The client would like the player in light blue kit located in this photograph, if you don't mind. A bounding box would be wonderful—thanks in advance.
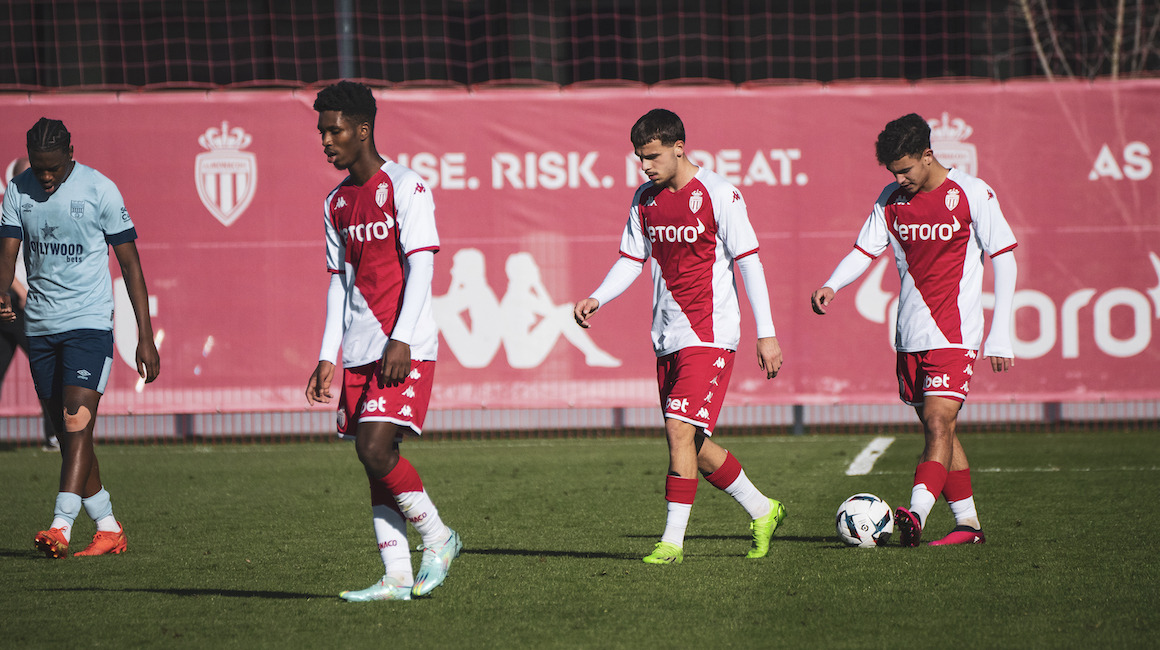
[0,118,160,558]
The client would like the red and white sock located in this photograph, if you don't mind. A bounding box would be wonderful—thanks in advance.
[380,458,451,548]
[909,461,949,527]
[943,468,981,530]
[705,452,772,520]
[660,475,697,547]
[368,482,413,585]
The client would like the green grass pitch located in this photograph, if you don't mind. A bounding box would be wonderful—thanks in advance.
[1,430,1157,648]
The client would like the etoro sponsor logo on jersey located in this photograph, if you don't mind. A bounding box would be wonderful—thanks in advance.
[648,218,705,243]
[893,215,962,242]
[342,217,395,244]
[929,113,977,176]
[195,122,257,227]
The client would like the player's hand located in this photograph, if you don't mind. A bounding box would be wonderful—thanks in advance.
[810,287,835,315]
[987,356,1014,373]
[380,339,412,387]
[136,334,160,383]
[306,360,335,405]
[573,298,600,329]
[756,336,783,379]
[0,294,14,323]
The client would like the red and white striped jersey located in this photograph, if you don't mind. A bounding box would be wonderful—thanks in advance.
[324,160,440,367]
[853,167,1017,352]
[618,168,762,356]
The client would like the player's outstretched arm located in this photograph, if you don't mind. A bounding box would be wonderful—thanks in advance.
[573,298,600,329]
[306,360,335,405]
[113,241,160,383]
[756,336,783,379]
[811,287,836,315]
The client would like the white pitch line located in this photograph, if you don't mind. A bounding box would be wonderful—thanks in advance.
[845,436,895,476]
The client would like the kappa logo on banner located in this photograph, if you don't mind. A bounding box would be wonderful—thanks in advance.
[195,122,257,227]
[929,113,977,177]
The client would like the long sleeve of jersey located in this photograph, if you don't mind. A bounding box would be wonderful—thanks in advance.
[390,250,435,346]
[589,256,644,306]
[735,253,777,338]
[823,248,875,293]
[318,272,345,363]
[983,251,1018,359]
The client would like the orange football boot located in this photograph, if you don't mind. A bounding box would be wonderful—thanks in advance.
[74,523,127,556]
[34,528,69,559]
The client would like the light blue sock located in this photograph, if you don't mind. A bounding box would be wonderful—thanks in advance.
[82,488,119,531]
[50,492,83,540]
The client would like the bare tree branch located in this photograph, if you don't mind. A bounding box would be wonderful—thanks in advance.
[1019,0,1055,80]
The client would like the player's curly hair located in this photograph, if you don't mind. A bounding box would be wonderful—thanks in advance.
[27,117,71,153]
[313,80,377,127]
[875,113,931,165]
[631,108,685,148]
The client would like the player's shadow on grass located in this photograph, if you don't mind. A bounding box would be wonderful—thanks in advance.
[465,548,637,560]
[43,586,327,600]
[625,533,836,543]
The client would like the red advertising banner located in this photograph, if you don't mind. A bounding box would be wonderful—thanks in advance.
[1,80,1157,415]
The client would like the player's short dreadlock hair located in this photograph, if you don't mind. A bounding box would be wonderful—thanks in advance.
[876,113,931,166]
[27,118,71,153]
[630,109,685,149]
[313,81,377,128]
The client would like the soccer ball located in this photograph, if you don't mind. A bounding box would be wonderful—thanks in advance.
[835,493,894,547]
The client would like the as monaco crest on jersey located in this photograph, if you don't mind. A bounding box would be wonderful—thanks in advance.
[375,183,389,207]
[195,122,256,227]
[928,112,978,177]
[689,189,704,213]
[945,187,960,211]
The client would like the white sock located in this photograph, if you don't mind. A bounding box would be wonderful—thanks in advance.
[51,492,83,542]
[372,504,413,585]
[948,497,981,529]
[660,502,693,547]
[909,484,937,527]
[721,470,772,520]
[394,490,451,547]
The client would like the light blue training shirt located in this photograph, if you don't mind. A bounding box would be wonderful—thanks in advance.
[1,162,137,336]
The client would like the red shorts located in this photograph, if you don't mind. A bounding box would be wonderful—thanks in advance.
[896,349,978,406]
[657,347,735,436]
[337,360,436,438]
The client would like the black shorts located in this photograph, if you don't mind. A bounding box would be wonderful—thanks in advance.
[27,329,114,399]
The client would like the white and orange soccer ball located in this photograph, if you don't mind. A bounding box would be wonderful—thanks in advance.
[835,493,894,547]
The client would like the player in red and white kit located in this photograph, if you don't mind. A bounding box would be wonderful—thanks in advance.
[305,81,461,601]
[574,109,787,565]
[811,113,1018,546]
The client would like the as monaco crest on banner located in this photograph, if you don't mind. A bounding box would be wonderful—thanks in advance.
[929,112,978,177]
[195,122,256,227]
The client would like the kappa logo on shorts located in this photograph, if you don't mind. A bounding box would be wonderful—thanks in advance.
[408,368,422,380]
[704,390,714,403]
[713,357,726,369]
[696,407,710,419]
[397,405,414,417]
[402,386,415,398]
[964,365,974,376]
[965,350,977,359]
[960,381,970,393]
